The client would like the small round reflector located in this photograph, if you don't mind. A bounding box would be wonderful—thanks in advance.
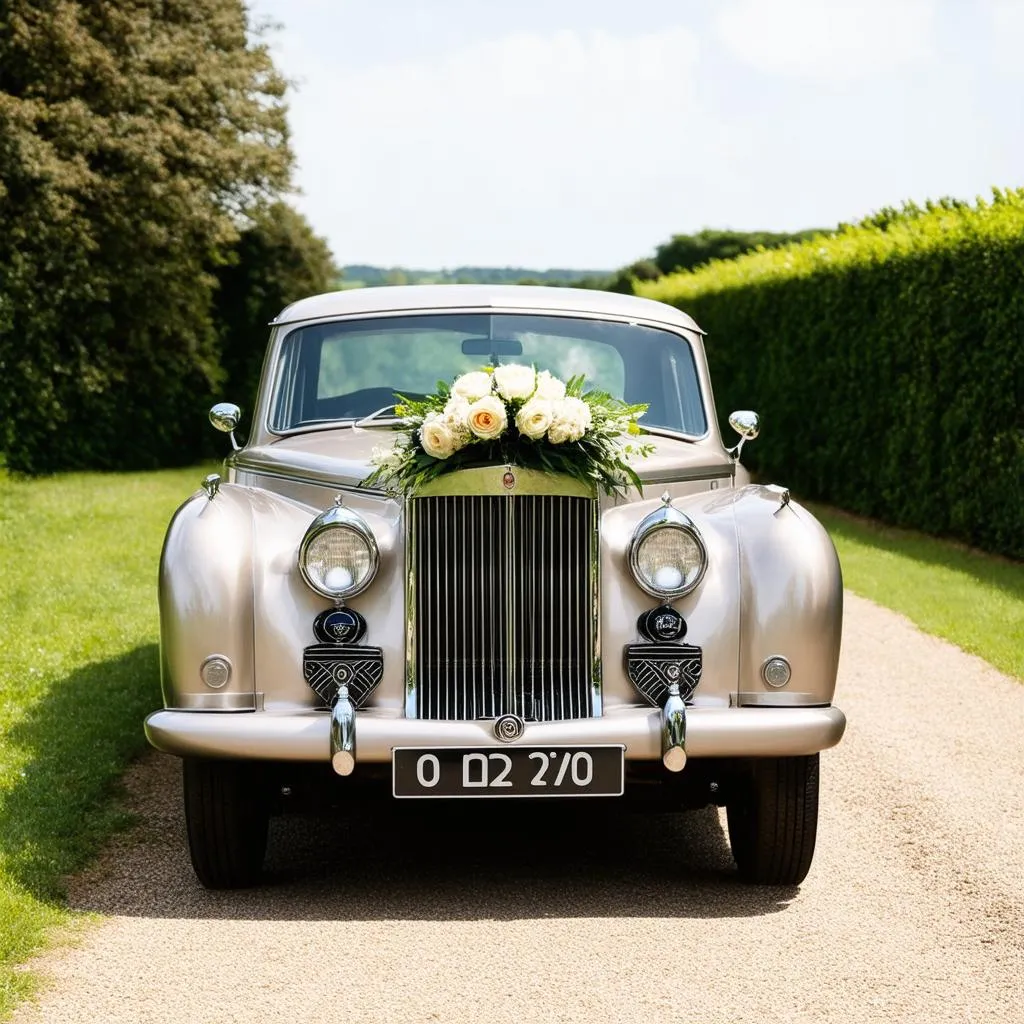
[762,656,792,689]
[201,655,231,689]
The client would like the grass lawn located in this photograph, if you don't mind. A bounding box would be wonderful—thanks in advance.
[0,465,206,1018]
[810,505,1024,680]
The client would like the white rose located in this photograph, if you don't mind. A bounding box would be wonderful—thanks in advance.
[452,371,493,401]
[466,395,508,440]
[442,397,472,446]
[492,363,536,402]
[548,421,572,445]
[515,398,553,440]
[419,414,456,459]
[549,396,592,443]
[534,370,566,401]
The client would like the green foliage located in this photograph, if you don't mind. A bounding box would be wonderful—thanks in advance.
[214,201,338,420]
[653,228,824,276]
[0,0,291,474]
[640,189,1024,559]
[0,465,204,1017]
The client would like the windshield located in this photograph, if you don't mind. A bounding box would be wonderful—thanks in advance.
[269,313,707,436]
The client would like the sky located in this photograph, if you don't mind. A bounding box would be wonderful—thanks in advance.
[250,0,1024,269]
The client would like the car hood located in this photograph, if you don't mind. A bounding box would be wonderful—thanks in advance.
[235,428,734,492]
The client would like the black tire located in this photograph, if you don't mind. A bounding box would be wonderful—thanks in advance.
[183,758,270,889]
[726,754,819,885]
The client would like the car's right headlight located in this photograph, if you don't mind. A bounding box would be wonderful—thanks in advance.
[299,504,379,600]
[627,504,708,599]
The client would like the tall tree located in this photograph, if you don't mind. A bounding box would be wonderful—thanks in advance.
[0,0,292,472]
[214,202,338,418]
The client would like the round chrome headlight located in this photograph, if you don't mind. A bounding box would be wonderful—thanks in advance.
[628,505,708,599]
[299,505,379,600]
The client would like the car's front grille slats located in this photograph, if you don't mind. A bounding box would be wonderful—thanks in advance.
[411,493,594,722]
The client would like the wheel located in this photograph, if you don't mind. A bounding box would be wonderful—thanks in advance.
[183,758,270,889]
[726,754,819,885]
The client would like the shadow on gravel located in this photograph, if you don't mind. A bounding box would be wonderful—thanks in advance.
[71,755,799,921]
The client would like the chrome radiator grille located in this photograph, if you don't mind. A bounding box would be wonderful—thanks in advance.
[410,494,596,721]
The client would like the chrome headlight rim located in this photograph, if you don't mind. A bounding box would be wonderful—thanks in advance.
[627,506,708,600]
[299,505,380,601]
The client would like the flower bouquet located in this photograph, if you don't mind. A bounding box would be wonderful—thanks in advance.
[363,364,654,496]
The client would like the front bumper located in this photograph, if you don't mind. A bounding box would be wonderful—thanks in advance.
[145,703,846,763]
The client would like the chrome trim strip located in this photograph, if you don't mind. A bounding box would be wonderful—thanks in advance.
[732,692,832,708]
[169,692,260,711]
[638,463,735,485]
[229,454,388,497]
[403,496,417,719]
[591,496,603,717]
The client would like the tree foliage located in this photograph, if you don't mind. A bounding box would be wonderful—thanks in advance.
[214,201,338,418]
[640,189,1024,560]
[0,0,291,472]
[653,228,823,276]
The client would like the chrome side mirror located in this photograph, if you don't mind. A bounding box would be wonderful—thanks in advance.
[209,403,242,452]
[727,409,760,460]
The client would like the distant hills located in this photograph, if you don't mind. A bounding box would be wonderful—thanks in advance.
[339,265,610,289]
[339,228,824,293]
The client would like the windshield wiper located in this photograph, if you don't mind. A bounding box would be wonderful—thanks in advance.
[354,405,400,429]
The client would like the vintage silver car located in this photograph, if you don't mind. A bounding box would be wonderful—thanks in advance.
[145,285,845,888]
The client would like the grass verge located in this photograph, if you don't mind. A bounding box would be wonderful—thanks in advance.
[810,504,1024,680]
[0,465,205,1018]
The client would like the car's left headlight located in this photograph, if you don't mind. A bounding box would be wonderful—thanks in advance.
[628,504,708,599]
[299,505,379,600]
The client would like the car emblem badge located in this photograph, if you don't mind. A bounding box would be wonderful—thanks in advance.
[494,714,525,742]
[638,605,687,642]
[502,469,516,490]
[313,607,367,645]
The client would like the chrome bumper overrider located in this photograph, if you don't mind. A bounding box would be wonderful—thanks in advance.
[145,703,846,765]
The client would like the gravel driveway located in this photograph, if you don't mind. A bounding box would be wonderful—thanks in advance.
[13,593,1024,1024]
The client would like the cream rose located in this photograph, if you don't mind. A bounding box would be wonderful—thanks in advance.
[493,363,536,402]
[466,395,508,440]
[451,371,492,401]
[534,370,566,401]
[515,397,553,440]
[442,397,471,443]
[419,414,456,459]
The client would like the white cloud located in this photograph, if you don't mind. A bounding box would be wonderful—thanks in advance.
[279,27,705,265]
[715,0,937,80]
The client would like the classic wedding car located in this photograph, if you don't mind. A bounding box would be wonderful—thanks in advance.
[145,285,846,888]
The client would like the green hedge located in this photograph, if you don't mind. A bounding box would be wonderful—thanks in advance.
[640,191,1024,560]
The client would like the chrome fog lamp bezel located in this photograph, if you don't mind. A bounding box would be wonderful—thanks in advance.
[299,505,380,600]
[762,655,792,689]
[627,505,708,599]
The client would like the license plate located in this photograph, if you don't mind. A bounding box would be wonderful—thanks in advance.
[392,745,625,799]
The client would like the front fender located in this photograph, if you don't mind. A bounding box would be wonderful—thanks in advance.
[159,483,404,714]
[733,485,843,704]
[159,486,257,709]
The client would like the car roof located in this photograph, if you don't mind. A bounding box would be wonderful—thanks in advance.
[272,284,704,334]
